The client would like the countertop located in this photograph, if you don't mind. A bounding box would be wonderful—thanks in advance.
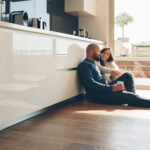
[0,21,105,45]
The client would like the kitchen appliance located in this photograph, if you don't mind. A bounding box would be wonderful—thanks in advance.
[31,17,47,30]
[78,28,88,38]
[9,11,28,25]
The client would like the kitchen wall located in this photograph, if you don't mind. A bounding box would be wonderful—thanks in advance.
[47,0,78,35]
[2,0,114,45]
[7,0,50,29]
[2,0,78,34]
[79,0,108,41]
[79,0,114,49]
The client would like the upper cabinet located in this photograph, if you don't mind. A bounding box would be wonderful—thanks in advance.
[65,0,96,17]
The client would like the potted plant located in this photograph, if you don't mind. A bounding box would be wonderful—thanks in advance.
[115,12,134,42]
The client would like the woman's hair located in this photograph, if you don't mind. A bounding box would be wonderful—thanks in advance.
[100,48,114,66]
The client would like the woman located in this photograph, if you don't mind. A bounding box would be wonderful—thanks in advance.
[96,47,135,93]
[96,47,121,83]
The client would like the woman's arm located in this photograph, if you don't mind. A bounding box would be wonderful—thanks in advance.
[110,61,120,71]
[109,61,122,78]
[96,61,112,74]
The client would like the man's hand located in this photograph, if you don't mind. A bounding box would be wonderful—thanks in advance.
[112,84,124,92]
[111,70,122,78]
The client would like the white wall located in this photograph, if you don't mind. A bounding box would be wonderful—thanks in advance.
[79,0,108,42]
[79,0,114,49]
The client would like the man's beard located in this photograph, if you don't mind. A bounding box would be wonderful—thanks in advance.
[93,55,100,61]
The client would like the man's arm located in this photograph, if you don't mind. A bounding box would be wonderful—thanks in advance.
[78,64,113,92]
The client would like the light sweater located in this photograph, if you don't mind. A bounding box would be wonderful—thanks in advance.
[96,61,119,83]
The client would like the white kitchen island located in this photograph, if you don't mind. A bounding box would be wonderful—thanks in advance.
[0,21,105,130]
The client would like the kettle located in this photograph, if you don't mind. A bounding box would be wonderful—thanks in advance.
[78,28,88,38]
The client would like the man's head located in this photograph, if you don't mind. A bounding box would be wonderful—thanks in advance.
[86,44,100,61]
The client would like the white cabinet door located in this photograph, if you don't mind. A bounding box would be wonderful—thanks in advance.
[54,37,87,69]
[0,30,55,126]
[53,70,82,103]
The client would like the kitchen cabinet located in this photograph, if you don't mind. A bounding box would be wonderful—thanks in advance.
[0,21,104,130]
[0,30,55,127]
[53,70,81,103]
[65,0,96,17]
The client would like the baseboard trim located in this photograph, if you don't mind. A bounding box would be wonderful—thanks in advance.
[0,94,84,131]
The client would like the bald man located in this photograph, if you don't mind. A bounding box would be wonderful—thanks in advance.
[78,44,150,107]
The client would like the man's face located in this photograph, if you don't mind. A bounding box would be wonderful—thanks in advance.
[93,47,100,61]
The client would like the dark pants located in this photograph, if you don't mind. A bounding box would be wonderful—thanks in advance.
[90,72,150,108]
[110,72,135,93]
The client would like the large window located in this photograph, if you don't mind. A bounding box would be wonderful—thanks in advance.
[114,0,150,90]
[114,0,150,57]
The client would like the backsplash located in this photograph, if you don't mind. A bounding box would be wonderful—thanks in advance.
[48,0,78,35]
[2,0,78,34]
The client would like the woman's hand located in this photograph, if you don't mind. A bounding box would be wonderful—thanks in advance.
[111,70,122,77]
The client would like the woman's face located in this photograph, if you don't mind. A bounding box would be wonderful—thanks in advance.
[100,49,111,62]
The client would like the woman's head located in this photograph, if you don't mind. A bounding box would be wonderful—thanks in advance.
[100,48,114,64]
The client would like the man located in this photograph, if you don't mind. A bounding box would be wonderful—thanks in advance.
[78,44,150,107]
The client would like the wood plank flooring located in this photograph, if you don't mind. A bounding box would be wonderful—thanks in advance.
[1,97,150,150]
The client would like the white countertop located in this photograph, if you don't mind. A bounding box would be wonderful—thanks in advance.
[0,21,105,45]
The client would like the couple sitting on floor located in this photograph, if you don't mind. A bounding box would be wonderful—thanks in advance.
[78,44,150,108]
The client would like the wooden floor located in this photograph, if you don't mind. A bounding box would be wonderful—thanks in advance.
[1,97,150,150]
